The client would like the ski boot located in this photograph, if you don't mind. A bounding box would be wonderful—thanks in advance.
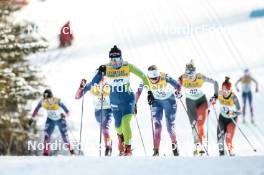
[193,143,205,156]
[43,152,49,156]
[172,143,179,156]
[251,117,255,125]
[124,145,132,156]
[117,134,124,156]
[105,146,112,156]
[153,149,159,156]
[228,150,235,156]
[219,150,225,156]
[70,149,75,155]
[242,117,246,124]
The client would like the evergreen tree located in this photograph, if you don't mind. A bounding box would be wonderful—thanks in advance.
[0,2,48,155]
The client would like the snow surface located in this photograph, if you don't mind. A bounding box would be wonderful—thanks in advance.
[12,0,264,158]
[1,156,264,175]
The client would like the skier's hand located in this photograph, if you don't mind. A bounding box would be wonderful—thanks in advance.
[28,118,34,126]
[210,94,218,105]
[98,65,106,74]
[256,87,259,93]
[236,88,240,92]
[175,90,182,99]
[61,112,70,119]
[134,103,137,114]
[79,79,87,89]
[147,91,154,105]
[226,110,235,116]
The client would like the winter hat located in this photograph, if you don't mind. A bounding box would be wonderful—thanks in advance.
[222,76,232,90]
[109,45,122,58]
[185,60,196,74]
[43,89,53,99]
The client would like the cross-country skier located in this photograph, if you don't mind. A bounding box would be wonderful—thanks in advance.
[135,65,181,156]
[59,21,74,47]
[78,45,151,156]
[179,60,219,155]
[28,89,74,156]
[75,76,113,156]
[215,77,241,156]
[235,68,259,124]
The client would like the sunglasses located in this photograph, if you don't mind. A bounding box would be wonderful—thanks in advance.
[110,56,122,62]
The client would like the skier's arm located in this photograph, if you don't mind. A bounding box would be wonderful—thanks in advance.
[135,82,144,103]
[129,63,150,88]
[76,65,104,99]
[165,74,181,91]
[32,101,42,118]
[233,95,241,115]
[59,100,70,114]
[75,82,92,99]
[235,78,241,91]
[251,77,259,92]
[203,75,219,97]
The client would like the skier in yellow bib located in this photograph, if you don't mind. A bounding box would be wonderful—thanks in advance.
[179,60,219,155]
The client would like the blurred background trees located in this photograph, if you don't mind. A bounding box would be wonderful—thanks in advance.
[0,1,48,155]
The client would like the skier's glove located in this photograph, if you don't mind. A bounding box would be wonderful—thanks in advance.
[61,112,70,119]
[98,65,106,74]
[210,94,218,105]
[80,79,87,89]
[28,118,34,126]
[226,110,237,116]
[60,113,66,119]
[175,90,182,99]
[134,103,137,114]
[147,91,154,105]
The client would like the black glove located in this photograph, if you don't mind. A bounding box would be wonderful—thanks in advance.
[60,113,66,119]
[28,118,34,126]
[147,91,154,105]
[98,65,106,74]
[80,79,87,89]
[175,90,182,99]
[210,94,218,104]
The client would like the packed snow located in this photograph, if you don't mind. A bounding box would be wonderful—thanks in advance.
[3,0,264,174]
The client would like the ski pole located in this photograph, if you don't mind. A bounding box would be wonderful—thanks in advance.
[230,117,257,152]
[179,98,209,156]
[149,105,155,149]
[134,113,147,156]
[206,100,212,152]
[99,72,105,157]
[79,90,85,155]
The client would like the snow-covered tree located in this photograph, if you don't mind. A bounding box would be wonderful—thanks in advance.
[0,2,48,155]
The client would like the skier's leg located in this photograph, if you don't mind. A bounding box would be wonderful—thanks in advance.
[186,98,199,144]
[95,109,112,150]
[217,115,226,155]
[196,100,208,144]
[242,92,247,119]
[102,109,112,155]
[248,91,254,119]
[43,118,55,155]
[226,118,237,154]
[121,114,133,156]
[152,102,163,154]
[112,104,124,155]
[164,98,178,156]
[58,118,73,154]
